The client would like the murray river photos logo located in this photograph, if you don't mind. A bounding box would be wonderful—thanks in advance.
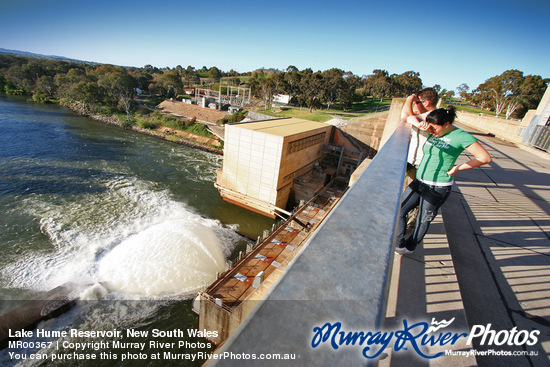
[311,318,540,360]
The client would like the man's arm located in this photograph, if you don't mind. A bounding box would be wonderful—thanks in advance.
[401,93,430,130]
[401,94,418,122]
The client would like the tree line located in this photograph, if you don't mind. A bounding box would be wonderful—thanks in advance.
[0,54,428,116]
[467,70,547,119]
[362,69,548,120]
[0,55,238,118]
[0,53,547,120]
[245,66,426,112]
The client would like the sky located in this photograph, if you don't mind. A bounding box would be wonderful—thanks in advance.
[1,0,548,92]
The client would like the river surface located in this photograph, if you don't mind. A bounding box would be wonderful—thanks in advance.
[0,96,274,366]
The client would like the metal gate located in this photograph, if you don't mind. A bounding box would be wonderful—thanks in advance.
[530,125,550,152]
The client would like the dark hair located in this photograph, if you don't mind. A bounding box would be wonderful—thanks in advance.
[417,87,438,105]
[426,106,456,126]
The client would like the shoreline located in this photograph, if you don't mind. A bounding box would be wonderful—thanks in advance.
[63,101,223,156]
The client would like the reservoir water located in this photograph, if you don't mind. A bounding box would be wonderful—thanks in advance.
[0,96,274,365]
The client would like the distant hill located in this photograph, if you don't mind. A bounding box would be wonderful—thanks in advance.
[0,48,97,64]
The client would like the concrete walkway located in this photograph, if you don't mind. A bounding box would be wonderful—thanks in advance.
[383,126,550,366]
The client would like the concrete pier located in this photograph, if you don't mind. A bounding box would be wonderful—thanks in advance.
[0,283,83,349]
[442,125,550,366]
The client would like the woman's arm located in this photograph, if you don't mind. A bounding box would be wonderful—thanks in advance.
[407,114,430,130]
[447,142,492,177]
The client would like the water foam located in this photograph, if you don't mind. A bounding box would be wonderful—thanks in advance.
[98,219,226,296]
[1,174,236,297]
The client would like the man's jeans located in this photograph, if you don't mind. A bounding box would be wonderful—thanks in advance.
[397,179,452,250]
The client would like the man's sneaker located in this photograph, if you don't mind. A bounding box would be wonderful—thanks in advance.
[395,246,414,255]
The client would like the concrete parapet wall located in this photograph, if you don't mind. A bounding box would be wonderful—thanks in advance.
[380,98,405,148]
[339,112,388,155]
[455,111,529,144]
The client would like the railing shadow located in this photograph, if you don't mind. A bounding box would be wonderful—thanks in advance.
[380,218,474,366]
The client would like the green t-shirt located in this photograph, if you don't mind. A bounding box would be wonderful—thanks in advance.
[417,128,477,183]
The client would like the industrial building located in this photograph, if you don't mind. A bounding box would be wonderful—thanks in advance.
[524,84,550,151]
[215,117,367,218]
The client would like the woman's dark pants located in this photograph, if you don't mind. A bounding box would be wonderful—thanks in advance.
[396,179,452,251]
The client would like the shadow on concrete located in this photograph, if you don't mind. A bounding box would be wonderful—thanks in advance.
[381,220,475,367]
[443,188,546,367]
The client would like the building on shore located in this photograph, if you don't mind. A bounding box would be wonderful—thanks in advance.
[215,117,367,218]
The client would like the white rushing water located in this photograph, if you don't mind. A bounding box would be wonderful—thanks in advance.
[98,219,226,296]
[1,173,235,298]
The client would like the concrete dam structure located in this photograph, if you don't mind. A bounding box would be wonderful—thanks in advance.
[199,114,386,345]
